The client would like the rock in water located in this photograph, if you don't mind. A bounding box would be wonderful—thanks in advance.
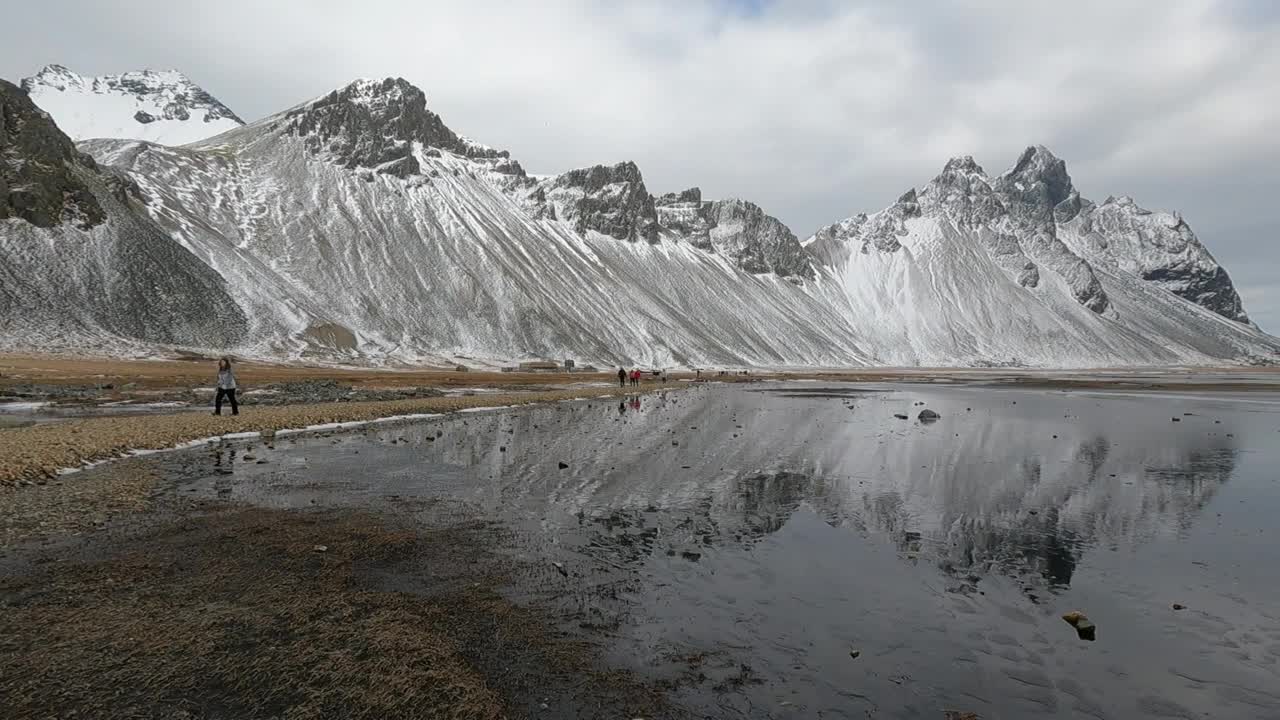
[1062,610,1097,641]
[918,409,941,421]
[894,413,909,420]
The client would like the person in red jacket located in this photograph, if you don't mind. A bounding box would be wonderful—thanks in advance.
[630,369,641,387]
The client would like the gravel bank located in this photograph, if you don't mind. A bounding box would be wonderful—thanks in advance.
[0,385,672,487]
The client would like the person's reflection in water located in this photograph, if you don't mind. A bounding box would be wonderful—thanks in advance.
[629,397,641,411]
[618,401,626,415]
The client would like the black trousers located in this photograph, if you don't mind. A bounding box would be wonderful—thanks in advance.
[215,388,239,415]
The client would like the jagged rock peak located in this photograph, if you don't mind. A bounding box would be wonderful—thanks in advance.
[1002,145,1075,207]
[941,155,988,176]
[540,161,659,243]
[0,78,104,228]
[656,187,703,206]
[706,198,815,280]
[21,64,81,90]
[283,77,510,177]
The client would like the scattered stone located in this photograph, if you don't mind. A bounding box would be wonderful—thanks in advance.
[552,561,567,576]
[918,409,940,421]
[499,446,506,452]
[1061,610,1096,641]
[1171,417,1181,422]
[680,551,702,562]
[558,461,568,469]
[894,413,909,420]
[312,545,328,553]
[1172,603,1186,610]
[849,649,861,659]
[943,712,979,720]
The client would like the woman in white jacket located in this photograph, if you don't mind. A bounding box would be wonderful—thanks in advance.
[214,357,239,416]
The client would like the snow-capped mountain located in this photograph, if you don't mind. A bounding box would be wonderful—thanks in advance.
[2,71,1277,367]
[20,64,243,146]
[806,147,1271,365]
[0,78,247,352]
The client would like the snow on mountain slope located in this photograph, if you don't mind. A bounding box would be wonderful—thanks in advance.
[1057,194,1250,324]
[74,79,871,366]
[807,149,1280,366]
[0,79,247,354]
[21,65,243,146]
[4,71,1276,367]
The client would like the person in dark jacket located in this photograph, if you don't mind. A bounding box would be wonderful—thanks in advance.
[214,357,239,416]
[617,367,627,388]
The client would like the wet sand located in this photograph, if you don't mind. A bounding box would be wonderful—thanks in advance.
[4,376,1280,718]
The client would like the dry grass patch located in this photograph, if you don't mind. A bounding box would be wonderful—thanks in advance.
[0,505,671,719]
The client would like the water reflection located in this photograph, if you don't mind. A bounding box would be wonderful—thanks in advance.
[190,383,1276,720]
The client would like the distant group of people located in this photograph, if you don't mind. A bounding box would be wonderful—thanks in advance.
[617,367,642,387]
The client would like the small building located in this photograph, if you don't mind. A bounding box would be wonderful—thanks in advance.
[564,359,575,371]
[518,360,560,372]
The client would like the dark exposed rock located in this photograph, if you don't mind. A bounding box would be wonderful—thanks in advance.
[1061,610,1096,641]
[918,409,940,421]
[283,78,510,178]
[659,191,814,279]
[539,161,659,243]
[0,79,104,228]
[704,199,815,280]
[656,187,703,206]
[655,186,715,250]
[993,146,1110,314]
[1078,195,1249,323]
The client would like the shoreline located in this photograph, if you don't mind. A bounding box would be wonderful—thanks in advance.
[0,384,675,487]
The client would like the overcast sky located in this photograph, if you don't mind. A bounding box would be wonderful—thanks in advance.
[4,0,1278,330]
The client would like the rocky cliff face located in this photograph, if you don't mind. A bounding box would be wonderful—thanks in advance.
[991,146,1109,313]
[536,161,659,243]
[655,188,814,279]
[1060,195,1249,324]
[282,77,510,179]
[20,64,243,146]
[0,79,104,228]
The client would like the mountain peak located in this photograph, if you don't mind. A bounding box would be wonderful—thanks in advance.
[283,76,509,177]
[1002,145,1074,207]
[941,155,987,176]
[21,64,243,145]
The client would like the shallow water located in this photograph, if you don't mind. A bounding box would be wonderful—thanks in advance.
[180,382,1280,719]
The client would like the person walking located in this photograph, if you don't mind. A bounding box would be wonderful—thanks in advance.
[630,369,640,387]
[214,357,239,416]
[617,367,627,388]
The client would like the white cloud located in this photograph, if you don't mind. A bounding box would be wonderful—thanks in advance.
[2,0,1277,323]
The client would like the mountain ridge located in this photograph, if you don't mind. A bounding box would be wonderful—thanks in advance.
[20,64,243,146]
[3,70,1276,367]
